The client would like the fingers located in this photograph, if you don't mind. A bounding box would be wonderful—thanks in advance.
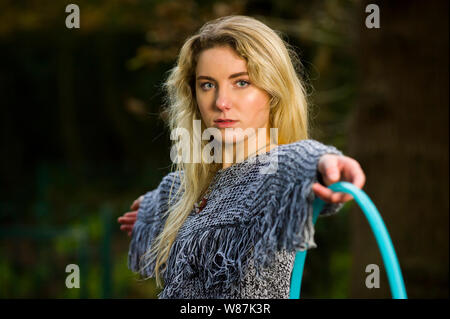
[318,155,341,186]
[120,224,133,231]
[312,182,353,204]
[119,199,141,236]
[130,195,144,210]
[130,200,140,211]
[314,154,366,204]
[117,211,138,225]
[118,216,136,225]
[312,182,336,203]
[319,155,366,190]
[349,160,366,189]
[118,208,139,236]
[124,211,138,218]
[120,224,133,233]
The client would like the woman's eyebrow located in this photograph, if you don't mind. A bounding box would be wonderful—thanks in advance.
[196,72,249,81]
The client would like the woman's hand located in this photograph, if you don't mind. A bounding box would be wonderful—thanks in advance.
[312,154,366,204]
[117,195,143,236]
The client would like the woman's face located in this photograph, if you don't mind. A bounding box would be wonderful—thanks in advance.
[195,45,271,144]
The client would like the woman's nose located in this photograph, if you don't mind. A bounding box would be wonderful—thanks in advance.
[215,88,231,111]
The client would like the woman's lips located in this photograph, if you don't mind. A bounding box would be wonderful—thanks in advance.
[214,120,238,128]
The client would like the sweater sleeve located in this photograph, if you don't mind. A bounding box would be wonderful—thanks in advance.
[252,139,345,268]
[127,171,182,277]
[315,169,345,217]
[282,139,345,218]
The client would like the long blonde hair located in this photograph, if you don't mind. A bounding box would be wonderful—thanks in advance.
[141,15,310,287]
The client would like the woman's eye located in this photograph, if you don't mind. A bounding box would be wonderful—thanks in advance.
[200,80,249,90]
[200,82,214,90]
[236,80,250,88]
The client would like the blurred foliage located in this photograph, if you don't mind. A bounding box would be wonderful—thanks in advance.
[0,0,360,298]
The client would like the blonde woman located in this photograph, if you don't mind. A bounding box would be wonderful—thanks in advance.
[118,15,365,298]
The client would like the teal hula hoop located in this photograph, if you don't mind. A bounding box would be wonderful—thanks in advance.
[289,181,408,299]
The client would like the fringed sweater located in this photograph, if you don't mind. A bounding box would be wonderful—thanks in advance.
[128,139,344,298]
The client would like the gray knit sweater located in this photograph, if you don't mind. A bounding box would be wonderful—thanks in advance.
[128,139,344,298]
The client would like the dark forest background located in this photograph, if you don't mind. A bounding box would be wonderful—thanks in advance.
[0,0,448,298]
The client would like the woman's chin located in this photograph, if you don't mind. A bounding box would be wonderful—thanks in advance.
[221,135,246,145]
[208,129,244,145]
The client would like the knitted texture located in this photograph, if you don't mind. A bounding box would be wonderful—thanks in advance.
[128,139,344,298]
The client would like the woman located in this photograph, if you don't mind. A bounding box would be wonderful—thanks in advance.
[118,15,365,298]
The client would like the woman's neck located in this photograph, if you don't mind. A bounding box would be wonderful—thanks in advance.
[221,132,277,170]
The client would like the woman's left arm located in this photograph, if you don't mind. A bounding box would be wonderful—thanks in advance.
[313,154,366,203]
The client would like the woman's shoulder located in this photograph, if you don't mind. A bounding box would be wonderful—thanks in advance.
[266,139,343,180]
[159,170,183,191]
[137,170,183,220]
[276,139,341,158]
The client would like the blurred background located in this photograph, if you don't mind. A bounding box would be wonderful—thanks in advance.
[0,0,447,298]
